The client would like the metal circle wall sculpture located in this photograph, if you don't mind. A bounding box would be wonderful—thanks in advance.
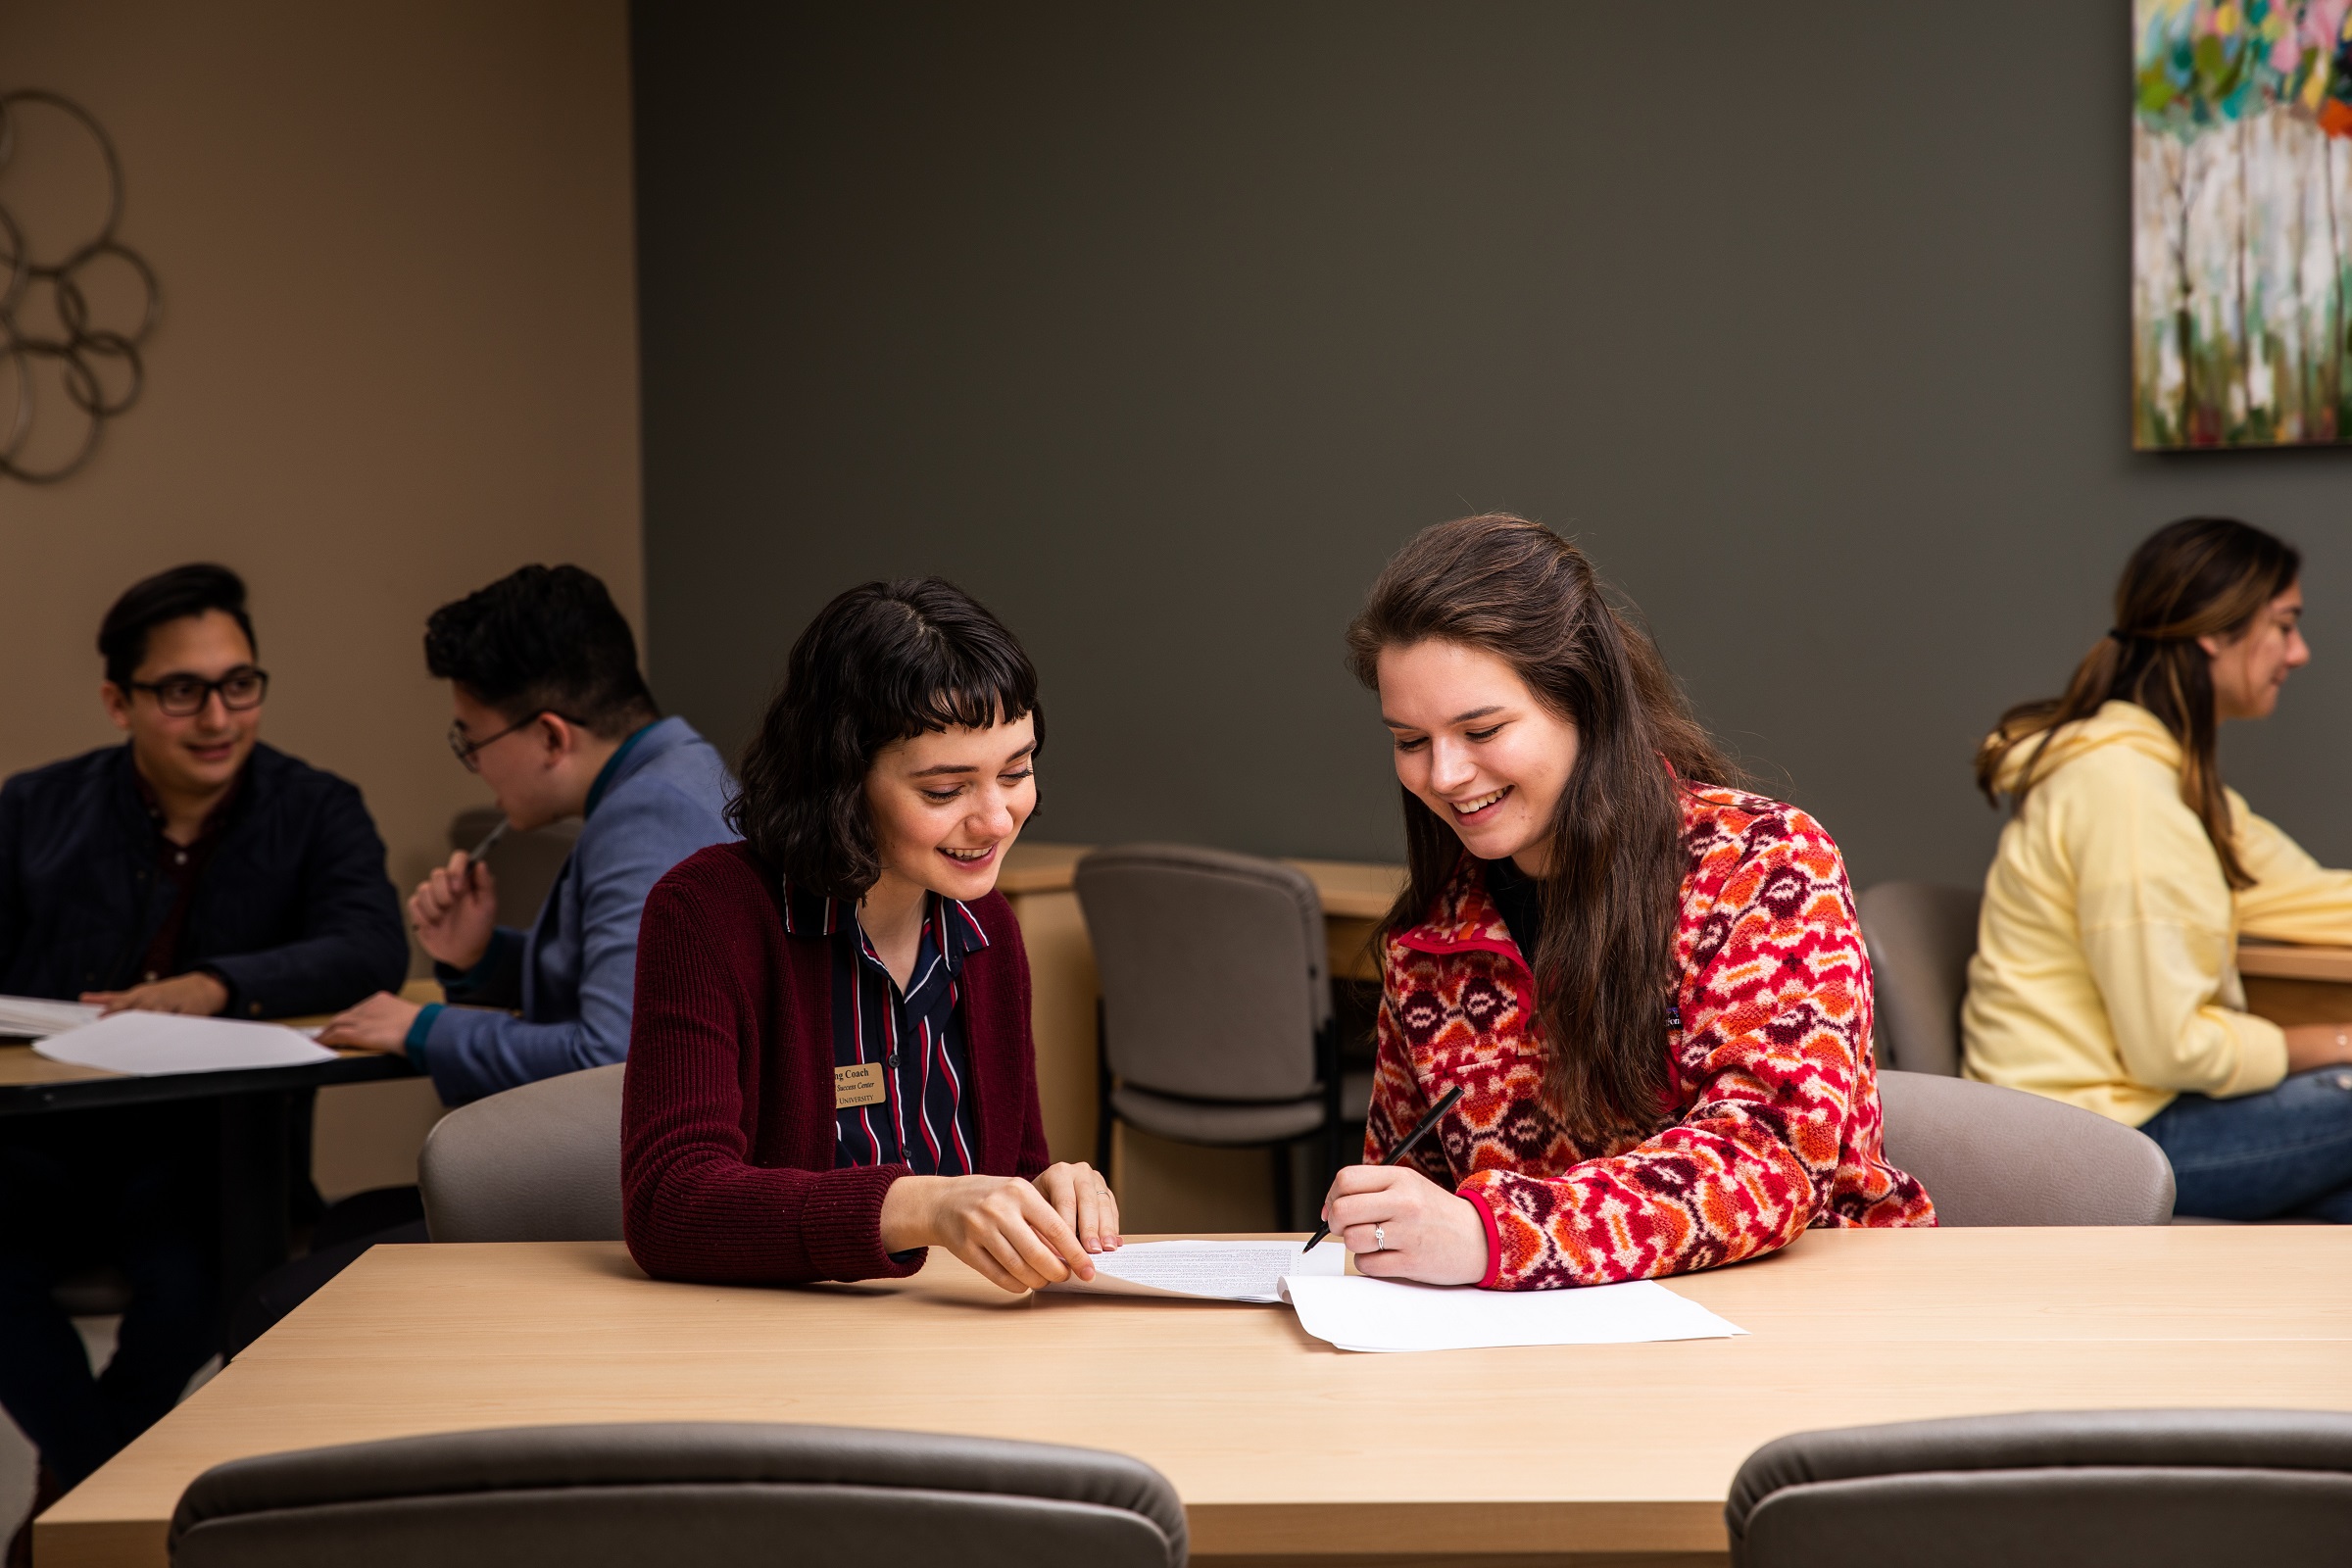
[0,91,160,484]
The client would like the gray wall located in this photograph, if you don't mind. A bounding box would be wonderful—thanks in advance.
[633,2,2352,890]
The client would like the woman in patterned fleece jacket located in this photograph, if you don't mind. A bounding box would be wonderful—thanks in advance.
[1323,516,1933,1291]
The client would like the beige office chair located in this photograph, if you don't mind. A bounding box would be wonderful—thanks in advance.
[1875,1069,2174,1225]
[1075,845,1371,1227]
[417,1064,623,1243]
[1855,882,1982,1076]
[168,1422,1188,1567]
[450,807,580,930]
[1727,1408,2352,1568]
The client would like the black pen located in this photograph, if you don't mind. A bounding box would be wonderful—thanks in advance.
[466,817,509,867]
[1301,1083,1465,1252]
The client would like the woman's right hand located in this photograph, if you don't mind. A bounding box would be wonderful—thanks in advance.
[878,1174,1098,1293]
[2282,1024,2352,1073]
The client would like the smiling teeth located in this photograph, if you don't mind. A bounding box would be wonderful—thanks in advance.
[1454,788,1508,814]
[942,847,991,860]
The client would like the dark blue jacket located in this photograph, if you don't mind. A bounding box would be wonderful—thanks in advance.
[0,743,409,1017]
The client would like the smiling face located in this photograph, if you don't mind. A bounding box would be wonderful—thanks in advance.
[862,710,1038,903]
[2201,581,2308,722]
[101,610,264,801]
[1376,639,1578,876]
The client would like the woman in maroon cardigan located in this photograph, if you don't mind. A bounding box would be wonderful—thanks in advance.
[620,578,1119,1291]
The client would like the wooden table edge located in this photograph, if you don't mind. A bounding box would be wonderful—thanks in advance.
[32,1515,164,1568]
[34,1476,1726,1562]
[2234,940,2352,984]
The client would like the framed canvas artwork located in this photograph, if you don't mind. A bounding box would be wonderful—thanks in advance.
[2133,2,2352,448]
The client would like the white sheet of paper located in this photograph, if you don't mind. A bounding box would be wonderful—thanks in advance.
[1046,1240,1348,1302]
[1279,1273,1746,1352]
[0,995,104,1039]
[34,1011,337,1075]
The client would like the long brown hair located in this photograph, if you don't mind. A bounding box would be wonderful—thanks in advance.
[1346,515,1738,1143]
[1976,515,2299,890]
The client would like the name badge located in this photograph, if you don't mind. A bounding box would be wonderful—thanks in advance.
[834,1062,888,1108]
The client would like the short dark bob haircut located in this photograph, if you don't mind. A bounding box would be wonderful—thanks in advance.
[99,563,256,687]
[731,577,1042,899]
[423,564,657,738]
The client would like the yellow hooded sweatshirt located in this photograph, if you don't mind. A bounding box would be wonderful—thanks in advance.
[1962,700,2352,1126]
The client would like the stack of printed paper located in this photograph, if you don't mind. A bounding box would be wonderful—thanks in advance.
[1045,1240,1346,1302]
[0,995,103,1040]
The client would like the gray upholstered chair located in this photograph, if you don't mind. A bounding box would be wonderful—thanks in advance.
[1727,1408,2352,1568]
[451,806,580,930]
[1875,1069,2174,1225]
[168,1422,1188,1567]
[417,1063,624,1242]
[1855,881,1982,1076]
[1075,845,1370,1226]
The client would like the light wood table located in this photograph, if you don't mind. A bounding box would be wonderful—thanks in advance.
[38,1226,2352,1568]
[2235,939,2352,1027]
[998,844,1404,1232]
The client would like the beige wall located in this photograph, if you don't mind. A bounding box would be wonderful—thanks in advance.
[0,0,642,956]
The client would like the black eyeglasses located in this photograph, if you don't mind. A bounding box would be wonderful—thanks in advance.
[127,667,270,717]
[448,710,581,773]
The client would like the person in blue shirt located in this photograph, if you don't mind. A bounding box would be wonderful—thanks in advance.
[320,564,734,1102]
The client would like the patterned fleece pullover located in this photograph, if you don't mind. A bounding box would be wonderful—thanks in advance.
[1365,784,1935,1290]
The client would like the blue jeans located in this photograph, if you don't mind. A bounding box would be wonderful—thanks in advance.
[2139,1066,2352,1222]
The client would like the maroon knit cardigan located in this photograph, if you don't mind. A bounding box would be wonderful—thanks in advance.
[620,841,1051,1285]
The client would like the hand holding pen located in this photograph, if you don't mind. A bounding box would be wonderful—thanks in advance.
[1308,1082,1490,1286]
[1302,1083,1465,1251]
[407,818,507,972]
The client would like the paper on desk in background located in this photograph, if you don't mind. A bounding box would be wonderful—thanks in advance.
[1045,1240,1347,1302]
[1280,1273,1745,1352]
[34,1012,335,1075]
[0,995,103,1040]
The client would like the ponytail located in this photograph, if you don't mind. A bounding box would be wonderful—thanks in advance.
[1977,517,2298,890]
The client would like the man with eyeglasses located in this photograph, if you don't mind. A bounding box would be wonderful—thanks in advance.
[0,563,406,1520]
[0,562,407,1015]
[320,564,732,1104]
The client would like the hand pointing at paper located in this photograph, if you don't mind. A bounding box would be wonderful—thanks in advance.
[1321,1164,1491,1288]
[878,1162,1120,1294]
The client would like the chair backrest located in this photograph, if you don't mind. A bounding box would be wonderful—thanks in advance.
[1075,845,1330,1102]
[1856,881,1982,1075]
[419,1064,624,1243]
[1875,1069,2174,1226]
[169,1421,1188,1568]
[451,806,580,931]
[1727,1408,2352,1568]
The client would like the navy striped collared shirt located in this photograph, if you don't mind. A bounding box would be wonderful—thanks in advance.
[781,881,987,1176]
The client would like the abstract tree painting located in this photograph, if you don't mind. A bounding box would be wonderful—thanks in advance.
[2133,1,2352,448]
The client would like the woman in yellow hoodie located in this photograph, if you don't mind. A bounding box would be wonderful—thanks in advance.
[1964,516,2352,1222]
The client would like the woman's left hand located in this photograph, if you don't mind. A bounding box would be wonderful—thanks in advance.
[1033,1161,1122,1253]
[1322,1164,1489,1286]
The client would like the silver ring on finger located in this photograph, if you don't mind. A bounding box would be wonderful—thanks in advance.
[1373,1224,1386,1250]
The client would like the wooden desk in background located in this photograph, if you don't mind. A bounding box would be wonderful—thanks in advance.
[2236,939,2352,1027]
[998,843,1404,1230]
[39,1226,2352,1568]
